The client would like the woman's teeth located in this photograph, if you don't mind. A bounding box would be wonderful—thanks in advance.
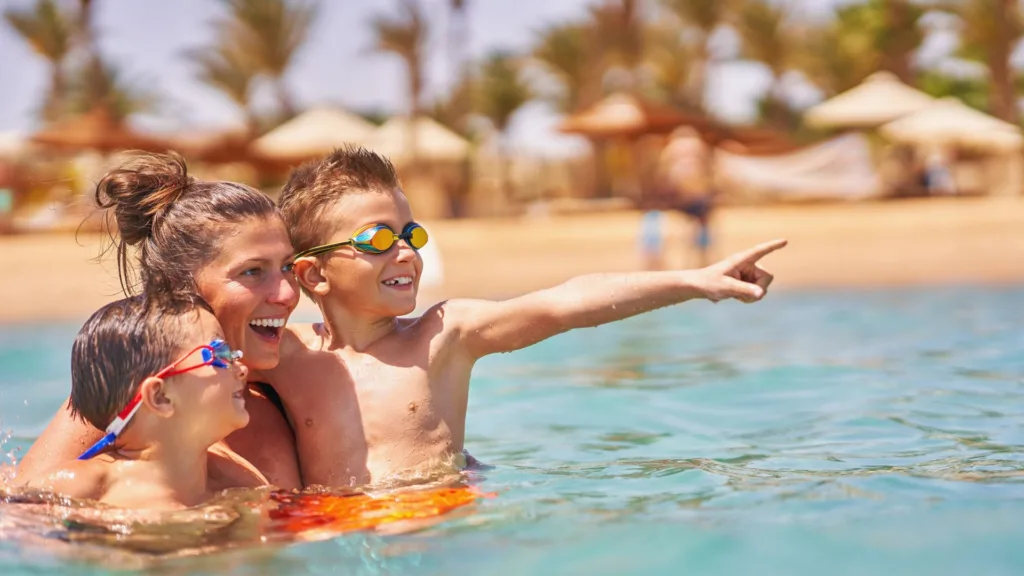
[383,276,413,286]
[249,318,286,328]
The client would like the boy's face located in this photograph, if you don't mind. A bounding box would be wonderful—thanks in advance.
[166,308,250,443]
[317,189,423,317]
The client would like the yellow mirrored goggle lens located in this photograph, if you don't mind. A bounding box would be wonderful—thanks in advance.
[370,227,395,251]
[408,226,428,249]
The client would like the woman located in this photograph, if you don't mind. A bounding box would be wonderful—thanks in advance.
[17,151,302,490]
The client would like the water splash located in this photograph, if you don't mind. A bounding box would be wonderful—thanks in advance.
[0,423,18,488]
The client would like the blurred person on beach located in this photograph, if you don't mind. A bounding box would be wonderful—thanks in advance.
[20,295,263,510]
[660,127,717,267]
[637,209,666,271]
[255,145,786,488]
[18,152,303,490]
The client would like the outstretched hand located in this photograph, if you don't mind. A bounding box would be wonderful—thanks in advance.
[692,239,788,303]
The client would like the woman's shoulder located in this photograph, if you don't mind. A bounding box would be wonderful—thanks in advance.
[280,322,323,353]
[208,442,269,490]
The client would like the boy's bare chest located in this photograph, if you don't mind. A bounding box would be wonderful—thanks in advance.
[285,355,453,445]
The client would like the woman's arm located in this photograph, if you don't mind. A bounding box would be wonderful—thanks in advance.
[16,399,104,483]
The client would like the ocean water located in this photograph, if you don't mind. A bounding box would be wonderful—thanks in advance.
[1,286,1023,574]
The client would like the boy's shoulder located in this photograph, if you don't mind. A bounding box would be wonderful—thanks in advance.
[24,455,112,501]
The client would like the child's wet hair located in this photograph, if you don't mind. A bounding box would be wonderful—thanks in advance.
[69,295,212,431]
[278,145,400,256]
[94,150,279,300]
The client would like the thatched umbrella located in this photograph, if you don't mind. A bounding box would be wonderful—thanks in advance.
[366,116,470,164]
[30,108,171,153]
[880,97,1023,152]
[251,107,377,163]
[557,92,707,139]
[803,71,935,130]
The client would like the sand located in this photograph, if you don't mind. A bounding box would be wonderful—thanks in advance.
[1,196,1022,324]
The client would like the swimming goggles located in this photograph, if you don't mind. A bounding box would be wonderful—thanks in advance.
[77,339,243,460]
[293,222,428,258]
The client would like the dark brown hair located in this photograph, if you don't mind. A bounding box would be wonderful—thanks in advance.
[95,151,279,300]
[278,145,400,256]
[69,295,209,430]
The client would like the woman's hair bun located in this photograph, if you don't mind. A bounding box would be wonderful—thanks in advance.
[94,150,194,245]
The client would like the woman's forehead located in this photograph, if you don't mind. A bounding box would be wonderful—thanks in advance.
[214,218,295,261]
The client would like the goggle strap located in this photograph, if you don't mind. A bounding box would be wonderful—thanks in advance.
[77,432,116,460]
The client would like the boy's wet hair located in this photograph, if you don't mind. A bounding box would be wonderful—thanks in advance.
[278,145,401,298]
[69,295,211,431]
[94,150,280,300]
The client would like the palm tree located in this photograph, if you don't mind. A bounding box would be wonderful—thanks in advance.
[372,0,428,166]
[659,0,735,112]
[429,70,476,139]
[643,20,695,109]
[4,0,76,121]
[187,41,261,136]
[880,0,926,84]
[448,0,469,86]
[65,59,157,122]
[934,0,1023,123]
[531,22,602,113]
[587,0,645,92]
[796,0,926,98]
[796,4,881,97]
[476,52,532,202]
[222,0,316,120]
[734,0,797,128]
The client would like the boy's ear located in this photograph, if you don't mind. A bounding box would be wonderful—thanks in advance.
[139,376,174,419]
[294,257,330,297]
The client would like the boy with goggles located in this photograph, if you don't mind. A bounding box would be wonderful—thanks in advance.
[266,146,787,488]
[22,295,266,510]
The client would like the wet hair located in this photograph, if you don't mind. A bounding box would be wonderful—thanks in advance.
[94,150,279,301]
[69,295,210,431]
[278,145,400,256]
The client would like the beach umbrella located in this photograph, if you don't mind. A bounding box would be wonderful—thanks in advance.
[366,116,470,163]
[557,92,706,139]
[880,97,1023,152]
[251,106,377,161]
[30,108,171,153]
[803,71,935,129]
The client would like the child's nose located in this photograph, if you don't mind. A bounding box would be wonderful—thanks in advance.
[394,240,417,261]
[234,362,249,381]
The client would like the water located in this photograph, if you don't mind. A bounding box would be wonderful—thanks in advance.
[1,286,1023,574]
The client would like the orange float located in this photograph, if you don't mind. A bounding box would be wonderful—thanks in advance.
[267,485,494,535]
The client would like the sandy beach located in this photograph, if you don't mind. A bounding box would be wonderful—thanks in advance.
[1,196,1022,324]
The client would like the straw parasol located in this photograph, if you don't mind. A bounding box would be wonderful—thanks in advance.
[803,71,935,129]
[30,108,172,153]
[366,116,470,163]
[251,106,377,162]
[557,92,705,139]
[879,97,1024,152]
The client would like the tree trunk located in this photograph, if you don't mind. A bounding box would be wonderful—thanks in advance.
[882,0,915,84]
[688,42,710,114]
[79,0,106,113]
[274,79,296,120]
[989,0,1017,123]
[45,65,65,122]
[498,135,514,208]
[592,138,611,198]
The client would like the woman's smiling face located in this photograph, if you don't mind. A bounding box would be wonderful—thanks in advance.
[194,215,300,371]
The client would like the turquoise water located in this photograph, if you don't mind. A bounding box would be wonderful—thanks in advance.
[1,286,1023,574]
